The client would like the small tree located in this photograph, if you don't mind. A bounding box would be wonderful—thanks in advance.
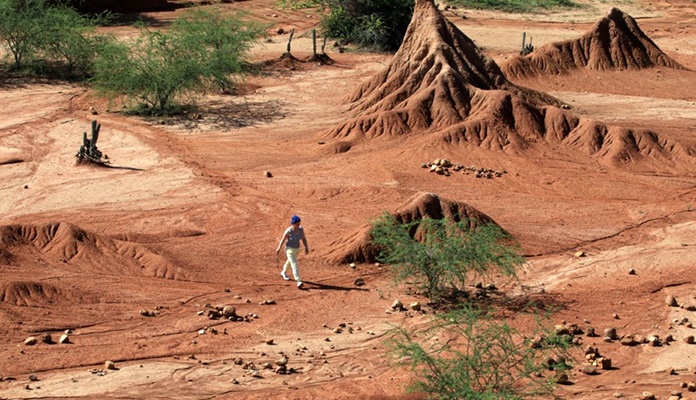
[370,213,523,303]
[0,0,45,70]
[38,5,113,78]
[320,0,414,52]
[170,7,263,93]
[91,9,262,114]
[389,304,572,399]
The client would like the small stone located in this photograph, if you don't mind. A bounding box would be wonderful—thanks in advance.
[666,295,679,307]
[604,327,617,340]
[628,268,636,275]
[265,339,274,345]
[59,334,70,344]
[574,250,586,258]
[263,171,273,178]
[222,306,238,319]
[410,302,421,311]
[353,278,365,286]
[600,358,612,370]
[613,392,623,398]
[105,360,116,370]
[686,335,695,344]
[349,263,356,269]
[391,300,404,311]
[640,392,655,400]
[24,337,37,346]
[581,364,597,375]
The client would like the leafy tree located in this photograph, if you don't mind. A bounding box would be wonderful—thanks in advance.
[389,304,571,399]
[170,7,263,93]
[370,214,523,303]
[320,0,414,52]
[37,5,113,78]
[0,0,45,70]
[91,9,262,114]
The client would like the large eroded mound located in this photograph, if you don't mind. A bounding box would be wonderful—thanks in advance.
[502,8,687,80]
[0,222,188,280]
[321,0,692,168]
[321,193,497,264]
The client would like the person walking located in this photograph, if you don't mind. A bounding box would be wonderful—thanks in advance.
[276,215,309,289]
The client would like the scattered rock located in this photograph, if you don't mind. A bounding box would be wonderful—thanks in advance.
[222,306,238,319]
[41,334,53,344]
[104,360,116,370]
[666,295,679,307]
[24,337,37,346]
[410,302,421,311]
[581,364,597,375]
[604,327,618,340]
[391,300,405,311]
[640,392,656,400]
[59,334,70,344]
[685,335,695,344]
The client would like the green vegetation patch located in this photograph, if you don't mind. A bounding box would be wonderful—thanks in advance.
[447,0,580,13]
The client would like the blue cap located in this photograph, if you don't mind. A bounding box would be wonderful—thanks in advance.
[291,215,301,224]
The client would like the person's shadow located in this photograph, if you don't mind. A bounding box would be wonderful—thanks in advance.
[300,281,369,292]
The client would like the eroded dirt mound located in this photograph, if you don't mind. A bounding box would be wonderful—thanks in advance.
[0,222,188,280]
[0,281,99,307]
[502,8,687,80]
[321,0,692,168]
[323,0,561,147]
[321,192,498,264]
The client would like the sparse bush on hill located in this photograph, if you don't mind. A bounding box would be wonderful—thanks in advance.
[370,213,523,303]
[389,304,571,399]
[91,8,263,115]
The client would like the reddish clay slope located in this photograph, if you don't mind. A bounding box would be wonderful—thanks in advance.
[0,222,188,280]
[502,8,687,79]
[322,0,693,168]
[321,193,498,264]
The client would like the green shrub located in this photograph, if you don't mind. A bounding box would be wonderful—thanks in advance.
[320,0,414,52]
[370,214,523,303]
[91,8,262,115]
[37,5,113,78]
[170,7,264,93]
[389,304,571,399]
[446,0,579,13]
[0,0,113,77]
[0,0,45,70]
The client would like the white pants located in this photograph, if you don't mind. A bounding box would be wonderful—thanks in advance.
[282,247,301,282]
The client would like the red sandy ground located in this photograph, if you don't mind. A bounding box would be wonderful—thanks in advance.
[1,0,696,399]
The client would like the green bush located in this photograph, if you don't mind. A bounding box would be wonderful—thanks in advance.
[170,8,263,93]
[370,214,523,303]
[389,304,571,399]
[0,0,112,77]
[446,0,578,13]
[37,5,113,78]
[0,0,45,70]
[320,0,414,52]
[91,8,263,115]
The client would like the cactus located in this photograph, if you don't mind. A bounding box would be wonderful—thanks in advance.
[76,120,106,164]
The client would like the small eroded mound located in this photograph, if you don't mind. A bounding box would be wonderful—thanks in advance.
[0,222,189,280]
[321,192,498,264]
[0,281,99,307]
[502,8,687,80]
